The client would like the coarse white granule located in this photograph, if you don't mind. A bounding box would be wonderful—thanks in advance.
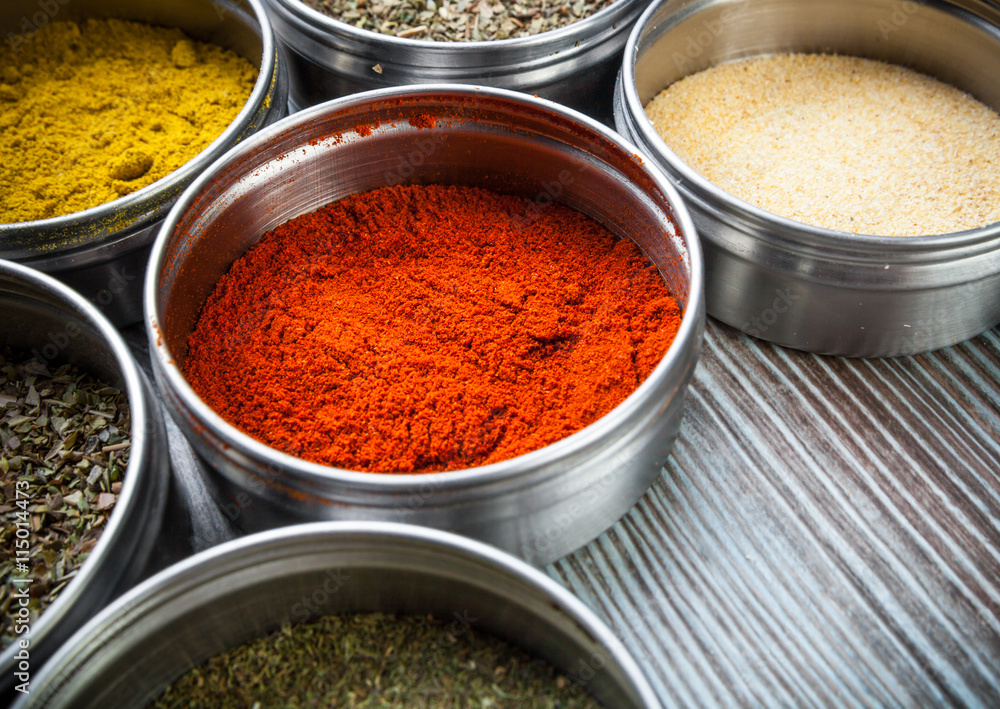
[643,53,1000,236]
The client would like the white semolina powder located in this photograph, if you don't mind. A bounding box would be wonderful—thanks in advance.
[644,53,1000,236]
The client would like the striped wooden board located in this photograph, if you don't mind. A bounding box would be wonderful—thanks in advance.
[550,320,1000,707]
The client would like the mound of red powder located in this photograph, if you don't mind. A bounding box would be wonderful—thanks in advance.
[184,184,682,473]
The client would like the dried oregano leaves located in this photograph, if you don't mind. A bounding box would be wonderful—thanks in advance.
[302,0,619,41]
[0,348,129,649]
[150,612,601,708]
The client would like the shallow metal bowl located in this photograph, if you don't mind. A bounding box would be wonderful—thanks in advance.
[146,85,704,566]
[0,261,170,701]
[0,0,288,327]
[614,0,1000,357]
[264,0,648,124]
[14,522,662,708]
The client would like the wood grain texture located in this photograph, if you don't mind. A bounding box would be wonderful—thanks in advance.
[550,320,1000,708]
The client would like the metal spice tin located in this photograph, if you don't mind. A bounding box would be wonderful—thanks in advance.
[0,260,170,700]
[264,0,649,124]
[614,0,1000,357]
[12,522,663,708]
[145,85,705,566]
[0,0,288,327]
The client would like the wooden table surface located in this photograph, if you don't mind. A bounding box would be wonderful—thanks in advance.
[126,317,1000,708]
[548,319,1000,708]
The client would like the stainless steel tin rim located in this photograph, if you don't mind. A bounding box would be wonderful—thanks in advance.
[266,0,648,122]
[146,83,704,494]
[616,0,1000,257]
[614,0,1000,356]
[15,522,664,708]
[0,261,168,694]
[272,0,638,56]
[0,0,284,265]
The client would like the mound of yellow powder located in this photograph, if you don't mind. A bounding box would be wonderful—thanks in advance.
[0,19,258,223]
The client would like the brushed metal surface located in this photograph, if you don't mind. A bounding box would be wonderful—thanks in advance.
[146,85,705,566]
[0,262,170,701]
[14,523,662,708]
[264,0,649,124]
[0,0,288,326]
[615,0,1000,357]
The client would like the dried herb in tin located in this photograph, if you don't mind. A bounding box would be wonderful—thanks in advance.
[0,348,130,649]
[303,0,619,41]
[150,612,602,708]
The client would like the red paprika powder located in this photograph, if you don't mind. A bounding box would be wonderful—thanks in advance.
[184,184,682,474]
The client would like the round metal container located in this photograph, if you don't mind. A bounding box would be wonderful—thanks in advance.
[0,261,170,700]
[614,0,1000,357]
[146,85,704,566]
[264,0,648,124]
[0,0,288,327]
[13,522,662,708]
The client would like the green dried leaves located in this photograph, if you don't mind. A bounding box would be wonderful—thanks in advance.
[151,612,601,707]
[304,0,618,41]
[0,348,130,649]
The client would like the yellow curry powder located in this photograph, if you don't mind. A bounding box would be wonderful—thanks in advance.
[0,19,258,224]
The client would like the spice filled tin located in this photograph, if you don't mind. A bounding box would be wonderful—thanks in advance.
[0,261,171,701]
[614,0,1000,357]
[13,522,661,708]
[263,0,648,124]
[0,0,288,327]
[146,85,704,566]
